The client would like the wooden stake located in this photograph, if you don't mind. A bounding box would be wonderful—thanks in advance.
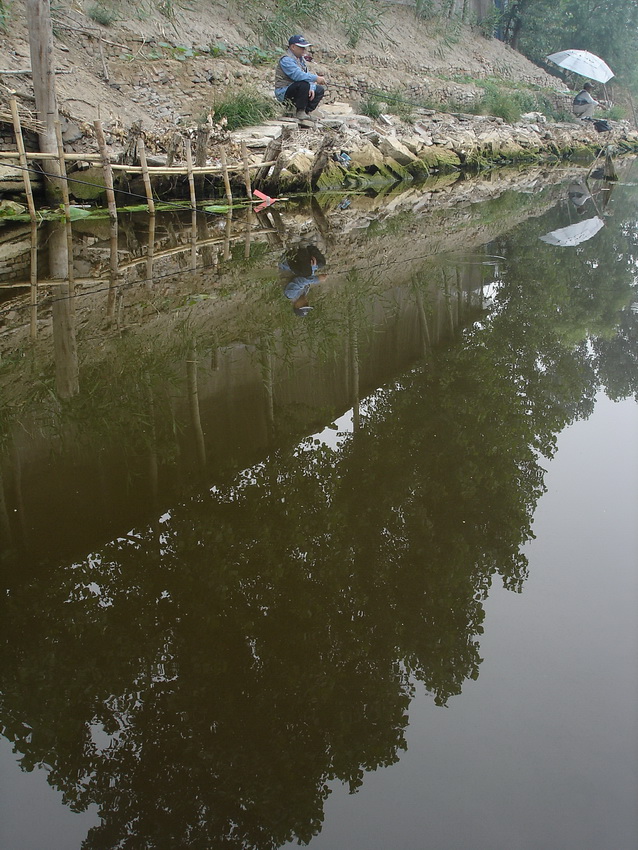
[219,146,233,208]
[9,96,37,223]
[241,140,252,199]
[185,138,197,209]
[93,119,117,221]
[137,137,155,214]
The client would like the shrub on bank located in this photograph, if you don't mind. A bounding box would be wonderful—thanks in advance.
[211,89,278,130]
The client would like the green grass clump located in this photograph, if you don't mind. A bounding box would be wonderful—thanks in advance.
[212,90,277,130]
[86,3,118,26]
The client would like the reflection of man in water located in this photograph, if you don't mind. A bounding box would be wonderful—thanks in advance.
[568,181,591,213]
[279,245,327,316]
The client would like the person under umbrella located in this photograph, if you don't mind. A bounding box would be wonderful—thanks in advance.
[573,82,601,119]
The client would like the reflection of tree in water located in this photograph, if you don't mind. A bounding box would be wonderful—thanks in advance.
[2,185,638,849]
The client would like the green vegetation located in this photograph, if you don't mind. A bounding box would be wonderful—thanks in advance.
[211,88,278,130]
[0,0,9,32]
[86,3,118,26]
[497,0,638,92]
[340,0,386,48]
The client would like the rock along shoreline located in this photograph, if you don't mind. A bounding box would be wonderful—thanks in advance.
[231,103,638,195]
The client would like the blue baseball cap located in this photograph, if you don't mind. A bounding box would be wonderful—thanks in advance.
[289,35,312,47]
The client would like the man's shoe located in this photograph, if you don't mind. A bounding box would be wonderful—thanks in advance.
[295,109,315,129]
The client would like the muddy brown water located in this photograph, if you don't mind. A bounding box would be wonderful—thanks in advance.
[1,164,637,850]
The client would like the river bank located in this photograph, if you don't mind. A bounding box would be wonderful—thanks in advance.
[1,2,638,206]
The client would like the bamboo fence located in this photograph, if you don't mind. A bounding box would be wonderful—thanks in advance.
[2,96,277,222]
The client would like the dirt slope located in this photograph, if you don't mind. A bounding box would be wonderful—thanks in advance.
[0,1,566,137]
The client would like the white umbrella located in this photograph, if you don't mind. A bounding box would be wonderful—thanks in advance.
[546,50,614,83]
[539,216,605,247]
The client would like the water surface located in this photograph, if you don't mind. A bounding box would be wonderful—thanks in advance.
[1,163,637,849]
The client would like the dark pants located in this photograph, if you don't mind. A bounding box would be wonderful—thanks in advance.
[284,80,325,113]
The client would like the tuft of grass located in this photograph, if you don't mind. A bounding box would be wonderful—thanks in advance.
[341,0,385,48]
[211,89,277,130]
[86,3,118,26]
[603,104,625,121]
[250,0,323,48]
[414,0,435,20]
[360,94,382,120]
[0,0,9,33]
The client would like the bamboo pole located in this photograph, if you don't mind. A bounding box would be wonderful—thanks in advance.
[185,138,197,209]
[137,137,156,214]
[0,149,276,171]
[29,221,38,340]
[241,141,252,200]
[93,120,117,221]
[219,146,233,208]
[0,150,99,160]
[9,96,37,223]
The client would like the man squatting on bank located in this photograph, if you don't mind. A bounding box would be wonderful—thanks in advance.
[275,35,326,128]
[572,82,600,120]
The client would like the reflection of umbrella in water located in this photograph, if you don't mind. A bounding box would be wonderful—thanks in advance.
[546,49,614,83]
[539,216,605,247]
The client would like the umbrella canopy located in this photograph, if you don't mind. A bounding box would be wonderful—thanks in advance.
[547,50,614,83]
[539,216,605,248]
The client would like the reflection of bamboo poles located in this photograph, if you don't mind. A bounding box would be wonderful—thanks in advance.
[186,343,206,468]
[116,227,277,270]
[137,138,156,214]
[223,211,232,261]
[146,214,155,284]
[348,304,360,432]
[106,216,119,321]
[191,209,198,272]
[261,340,276,441]
[0,464,11,545]
[9,96,36,223]
[414,286,430,357]
[48,222,79,398]
[29,222,38,340]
